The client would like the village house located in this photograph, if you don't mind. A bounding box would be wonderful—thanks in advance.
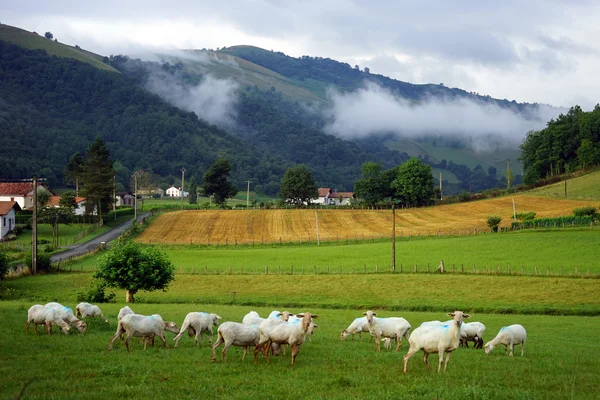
[314,188,356,206]
[0,201,20,240]
[166,186,188,198]
[47,195,88,215]
[115,192,137,208]
[0,182,53,210]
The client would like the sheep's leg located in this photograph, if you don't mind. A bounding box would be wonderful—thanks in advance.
[25,321,31,333]
[209,327,213,345]
[438,351,444,372]
[395,337,403,352]
[403,346,419,373]
[242,346,249,361]
[423,351,430,368]
[34,323,39,334]
[504,344,508,355]
[125,334,132,352]
[221,341,233,362]
[108,325,124,350]
[375,336,381,352]
[521,340,525,356]
[509,341,514,357]
[443,351,452,372]
[46,322,53,335]
[290,343,300,365]
[211,333,224,363]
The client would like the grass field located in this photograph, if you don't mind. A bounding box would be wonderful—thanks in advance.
[137,195,598,244]
[0,23,117,72]
[530,170,600,200]
[142,192,275,210]
[1,301,599,399]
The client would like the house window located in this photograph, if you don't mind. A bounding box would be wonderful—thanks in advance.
[2,217,5,226]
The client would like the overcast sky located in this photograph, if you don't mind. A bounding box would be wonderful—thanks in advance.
[2,0,599,108]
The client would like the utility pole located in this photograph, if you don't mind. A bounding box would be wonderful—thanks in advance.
[507,159,511,189]
[113,175,116,220]
[392,203,396,272]
[246,180,252,208]
[439,172,443,200]
[32,177,38,275]
[512,198,517,222]
[180,167,186,210]
[132,171,139,222]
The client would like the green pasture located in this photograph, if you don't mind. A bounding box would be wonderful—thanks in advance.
[530,170,600,200]
[4,271,599,315]
[1,301,598,399]
[142,192,276,209]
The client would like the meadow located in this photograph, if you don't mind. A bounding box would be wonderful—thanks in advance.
[137,195,598,245]
[530,169,600,200]
[1,301,599,399]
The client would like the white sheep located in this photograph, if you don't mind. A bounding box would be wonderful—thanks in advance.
[460,322,486,349]
[44,302,87,333]
[270,317,318,356]
[363,310,411,352]
[76,302,109,324]
[340,317,372,341]
[211,322,260,363]
[256,312,318,365]
[108,314,179,351]
[403,311,471,373]
[118,306,134,322]
[173,312,222,347]
[268,310,293,321]
[242,311,264,326]
[25,305,71,335]
[484,324,526,356]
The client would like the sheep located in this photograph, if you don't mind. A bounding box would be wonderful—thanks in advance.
[242,311,264,326]
[173,312,222,347]
[211,322,260,363]
[108,314,179,352]
[340,317,372,341]
[484,325,526,356]
[270,317,318,356]
[118,306,134,322]
[460,322,486,349]
[76,302,109,324]
[403,311,471,373]
[44,302,87,333]
[268,310,293,321]
[255,312,319,365]
[25,305,70,335]
[363,310,411,352]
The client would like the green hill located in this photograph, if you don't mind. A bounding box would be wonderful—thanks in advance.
[529,170,600,200]
[0,23,117,72]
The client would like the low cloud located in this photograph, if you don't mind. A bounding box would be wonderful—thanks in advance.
[324,82,563,151]
[145,72,239,127]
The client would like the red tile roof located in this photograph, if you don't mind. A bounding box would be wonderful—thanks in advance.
[330,191,355,199]
[317,188,331,197]
[0,182,35,196]
[47,196,86,207]
[0,201,21,215]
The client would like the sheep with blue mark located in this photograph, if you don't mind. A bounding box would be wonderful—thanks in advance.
[403,311,470,373]
[460,321,486,349]
[484,324,526,356]
[173,312,222,347]
[26,305,71,335]
[363,310,412,352]
[44,302,87,333]
[340,317,372,341]
[76,302,110,324]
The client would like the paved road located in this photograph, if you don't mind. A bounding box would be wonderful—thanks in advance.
[50,213,149,262]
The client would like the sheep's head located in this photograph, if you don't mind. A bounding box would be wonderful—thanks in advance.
[164,321,180,334]
[61,323,71,335]
[74,320,87,333]
[340,330,350,340]
[446,311,470,327]
[362,310,377,325]
[296,312,318,331]
[484,342,494,354]
[308,323,318,336]
[212,314,222,326]
[277,311,293,322]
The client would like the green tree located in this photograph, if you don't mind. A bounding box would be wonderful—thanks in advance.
[486,215,503,233]
[35,188,51,210]
[39,206,71,248]
[202,159,238,207]
[44,32,53,40]
[577,139,600,169]
[354,162,387,206]
[391,158,434,207]
[0,251,9,280]
[94,241,175,303]
[81,138,115,221]
[188,176,198,204]
[279,165,317,206]
[59,192,77,212]
[65,153,84,196]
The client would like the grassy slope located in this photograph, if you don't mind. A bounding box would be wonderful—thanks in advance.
[0,24,117,72]
[1,302,599,399]
[529,169,600,200]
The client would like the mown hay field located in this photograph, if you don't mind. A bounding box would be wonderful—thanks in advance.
[137,195,598,244]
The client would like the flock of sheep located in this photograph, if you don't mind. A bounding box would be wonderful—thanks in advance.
[26,302,527,372]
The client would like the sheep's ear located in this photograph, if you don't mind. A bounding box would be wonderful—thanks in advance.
[311,314,319,319]
[296,313,304,318]
[463,314,471,319]
[446,313,455,317]
[313,324,319,328]
[277,313,283,317]
[362,312,367,315]
[217,315,222,320]
[372,312,377,316]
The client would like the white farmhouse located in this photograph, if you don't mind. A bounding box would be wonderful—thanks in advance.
[0,201,20,239]
[0,182,52,210]
[166,186,188,198]
[314,188,356,206]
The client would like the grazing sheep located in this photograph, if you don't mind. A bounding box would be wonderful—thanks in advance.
[484,325,526,356]
[340,317,372,341]
[76,302,110,324]
[384,337,393,349]
[403,311,471,373]
[25,305,70,335]
[108,314,179,351]
[44,302,87,333]
[460,322,486,349]
[211,322,260,363]
[268,310,293,321]
[118,306,134,321]
[255,312,319,365]
[173,312,222,347]
[242,311,265,326]
[363,310,412,352]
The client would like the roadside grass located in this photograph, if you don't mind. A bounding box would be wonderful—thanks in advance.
[4,272,599,315]
[0,301,598,399]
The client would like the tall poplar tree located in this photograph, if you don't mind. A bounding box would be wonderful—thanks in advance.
[81,138,115,221]
[203,159,238,207]
[65,153,84,196]
[188,176,198,204]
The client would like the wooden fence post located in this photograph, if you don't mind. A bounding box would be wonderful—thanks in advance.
[314,265,317,275]
[496,265,500,274]
[265,265,268,275]
[521,265,524,275]
[508,264,511,275]
[534,265,538,276]
[229,266,232,274]
[461,264,464,273]
[427,263,430,273]
[414,264,417,273]
[278,265,281,274]
[363,264,366,274]
[291,265,294,275]
[376,264,378,274]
